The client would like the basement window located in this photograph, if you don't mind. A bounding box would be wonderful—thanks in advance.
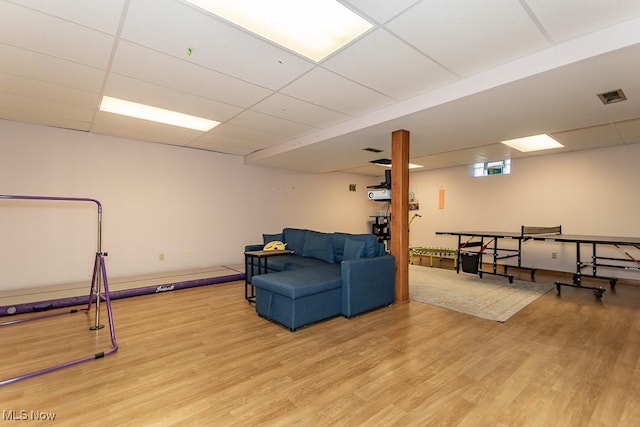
[470,159,511,177]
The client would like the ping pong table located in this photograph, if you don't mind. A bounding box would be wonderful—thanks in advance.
[437,226,640,299]
[436,226,562,283]
[529,233,640,299]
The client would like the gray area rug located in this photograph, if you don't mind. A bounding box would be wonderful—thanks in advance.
[409,265,554,322]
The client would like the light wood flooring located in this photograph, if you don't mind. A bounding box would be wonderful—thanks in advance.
[1,270,639,426]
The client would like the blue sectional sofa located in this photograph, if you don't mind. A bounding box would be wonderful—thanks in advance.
[245,228,396,331]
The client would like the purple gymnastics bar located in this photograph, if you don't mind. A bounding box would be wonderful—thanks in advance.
[0,194,118,386]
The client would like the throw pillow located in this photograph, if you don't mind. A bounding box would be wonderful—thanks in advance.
[263,233,283,244]
[343,237,366,260]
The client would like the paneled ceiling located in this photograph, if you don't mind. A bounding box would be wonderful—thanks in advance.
[1,0,640,175]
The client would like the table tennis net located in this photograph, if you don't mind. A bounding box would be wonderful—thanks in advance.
[521,225,562,236]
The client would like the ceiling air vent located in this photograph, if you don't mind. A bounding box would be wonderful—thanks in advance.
[597,89,627,105]
[363,147,383,153]
[369,158,392,166]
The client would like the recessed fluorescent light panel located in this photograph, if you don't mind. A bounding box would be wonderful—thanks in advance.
[185,0,373,62]
[99,96,220,131]
[500,134,563,152]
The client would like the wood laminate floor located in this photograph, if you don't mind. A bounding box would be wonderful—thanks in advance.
[1,271,639,426]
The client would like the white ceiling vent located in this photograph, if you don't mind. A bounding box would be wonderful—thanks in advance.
[597,89,627,105]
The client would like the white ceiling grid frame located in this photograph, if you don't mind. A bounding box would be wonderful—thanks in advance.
[524,0,640,43]
[92,112,206,147]
[281,67,395,116]
[0,92,94,131]
[386,0,550,77]
[101,74,244,123]
[121,0,315,90]
[6,0,126,34]
[227,110,316,138]
[1,0,640,175]
[191,122,290,154]
[197,122,285,146]
[344,0,423,25]
[250,93,350,128]
[321,28,457,101]
[0,73,97,109]
[109,41,273,109]
[0,1,116,69]
[0,43,106,93]
[615,118,640,144]
[552,124,624,152]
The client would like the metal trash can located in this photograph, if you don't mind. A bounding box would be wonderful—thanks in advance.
[461,252,479,274]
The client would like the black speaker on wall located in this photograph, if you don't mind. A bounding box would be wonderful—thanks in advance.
[384,169,391,188]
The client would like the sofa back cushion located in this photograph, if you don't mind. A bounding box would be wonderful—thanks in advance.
[301,230,334,263]
[343,237,366,260]
[346,234,380,258]
[332,232,380,262]
[263,233,283,244]
[331,232,349,262]
[282,228,308,254]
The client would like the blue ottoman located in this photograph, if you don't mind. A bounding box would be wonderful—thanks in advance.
[252,266,342,331]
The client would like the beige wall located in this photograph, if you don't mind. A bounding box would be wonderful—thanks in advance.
[0,120,380,289]
[4,117,639,289]
[408,143,640,279]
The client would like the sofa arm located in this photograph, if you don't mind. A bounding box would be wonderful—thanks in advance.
[341,254,395,318]
[245,244,263,252]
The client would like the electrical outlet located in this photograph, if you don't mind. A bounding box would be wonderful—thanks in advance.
[551,252,558,259]
[159,252,165,261]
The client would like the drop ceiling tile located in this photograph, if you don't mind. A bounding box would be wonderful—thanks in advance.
[104,73,243,122]
[8,0,126,34]
[91,111,204,146]
[410,143,521,170]
[525,0,640,43]
[613,118,640,141]
[387,0,549,76]
[281,67,394,116]
[228,110,315,138]
[0,107,91,131]
[323,28,456,100]
[0,72,98,108]
[121,0,314,90]
[251,93,349,128]
[188,140,254,156]
[111,41,273,108]
[0,93,94,128]
[342,164,387,176]
[0,2,115,68]
[551,124,623,151]
[344,0,422,24]
[189,133,268,155]
[0,43,105,92]
[198,123,283,146]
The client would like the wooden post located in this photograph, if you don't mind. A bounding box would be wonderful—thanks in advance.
[390,129,410,303]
